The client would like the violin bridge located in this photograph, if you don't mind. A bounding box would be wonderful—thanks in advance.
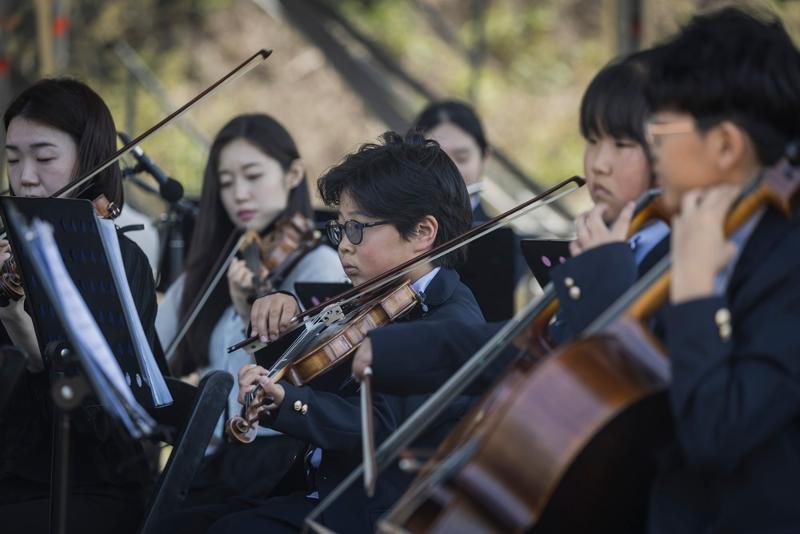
[320,304,344,325]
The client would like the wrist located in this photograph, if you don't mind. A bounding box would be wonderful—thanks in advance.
[671,269,716,303]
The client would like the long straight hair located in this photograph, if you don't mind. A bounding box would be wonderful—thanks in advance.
[3,78,123,206]
[173,114,312,376]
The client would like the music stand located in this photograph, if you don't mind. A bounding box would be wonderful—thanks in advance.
[456,227,516,322]
[0,197,162,534]
[520,239,571,288]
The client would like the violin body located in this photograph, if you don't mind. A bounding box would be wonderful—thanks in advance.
[239,213,319,296]
[227,281,420,443]
[381,318,673,533]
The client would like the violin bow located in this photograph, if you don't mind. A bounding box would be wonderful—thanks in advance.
[0,49,272,239]
[229,175,585,354]
[361,366,377,497]
[163,229,244,362]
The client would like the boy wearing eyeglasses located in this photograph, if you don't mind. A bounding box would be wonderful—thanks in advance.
[639,8,800,533]
[152,131,484,534]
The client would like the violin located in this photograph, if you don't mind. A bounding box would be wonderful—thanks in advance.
[227,279,420,443]
[0,194,120,303]
[239,212,319,298]
[377,161,800,533]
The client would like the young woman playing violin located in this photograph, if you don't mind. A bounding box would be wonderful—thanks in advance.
[152,131,484,534]
[0,78,164,534]
[156,113,345,500]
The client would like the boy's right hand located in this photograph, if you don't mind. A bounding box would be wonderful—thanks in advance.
[570,201,635,257]
[250,292,301,342]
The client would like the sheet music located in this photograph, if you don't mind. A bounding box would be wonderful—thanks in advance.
[25,218,156,438]
[96,217,172,407]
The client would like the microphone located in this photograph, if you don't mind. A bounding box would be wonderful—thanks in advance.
[118,132,184,204]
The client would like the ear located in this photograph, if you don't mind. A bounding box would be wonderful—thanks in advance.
[711,121,749,174]
[410,214,439,253]
[284,159,305,190]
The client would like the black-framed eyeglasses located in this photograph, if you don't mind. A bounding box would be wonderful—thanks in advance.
[326,219,390,246]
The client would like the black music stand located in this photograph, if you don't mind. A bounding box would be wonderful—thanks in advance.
[0,197,161,534]
[456,227,517,322]
[520,238,572,288]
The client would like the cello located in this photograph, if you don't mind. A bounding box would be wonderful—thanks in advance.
[375,158,800,533]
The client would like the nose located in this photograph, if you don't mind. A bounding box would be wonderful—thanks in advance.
[589,140,613,176]
[233,176,250,203]
[337,231,356,255]
[19,160,40,189]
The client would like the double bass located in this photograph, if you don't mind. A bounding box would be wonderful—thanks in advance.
[376,159,800,533]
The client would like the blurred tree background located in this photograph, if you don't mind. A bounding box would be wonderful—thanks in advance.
[3,0,800,226]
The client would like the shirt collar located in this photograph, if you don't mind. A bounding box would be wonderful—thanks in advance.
[411,267,441,295]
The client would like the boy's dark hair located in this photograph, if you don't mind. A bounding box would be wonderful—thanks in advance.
[646,7,800,165]
[414,100,488,156]
[318,131,472,268]
[3,78,123,208]
[580,49,653,148]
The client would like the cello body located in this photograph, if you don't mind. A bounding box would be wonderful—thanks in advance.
[381,319,673,533]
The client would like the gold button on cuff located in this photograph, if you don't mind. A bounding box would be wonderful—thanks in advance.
[293,400,303,412]
[301,404,309,415]
[564,277,575,288]
[569,286,581,300]
[714,308,731,327]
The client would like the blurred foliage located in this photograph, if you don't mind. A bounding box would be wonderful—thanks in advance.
[5,0,800,210]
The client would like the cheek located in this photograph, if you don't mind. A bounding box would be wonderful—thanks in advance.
[218,189,238,223]
[618,154,651,200]
[40,164,73,195]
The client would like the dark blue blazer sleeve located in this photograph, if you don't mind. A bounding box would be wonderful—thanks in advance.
[548,242,638,343]
[368,321,509,395]
[665,279,800,473]
[269,382,400,453]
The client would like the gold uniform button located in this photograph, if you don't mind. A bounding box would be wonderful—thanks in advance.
[719,323,732,341]
[569,286,581,300]
[293,400,303,412]
[714,308,732,327]
[301,404,309,415]
[564,277,575,288]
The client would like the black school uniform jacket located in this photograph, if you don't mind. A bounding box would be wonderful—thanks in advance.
[265,267,485,533]
[648,205,800,534]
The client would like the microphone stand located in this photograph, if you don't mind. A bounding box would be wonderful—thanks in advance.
[120,166,197,291]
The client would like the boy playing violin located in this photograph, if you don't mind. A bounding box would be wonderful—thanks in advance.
[153,131,484,534]
[352,50,668,389]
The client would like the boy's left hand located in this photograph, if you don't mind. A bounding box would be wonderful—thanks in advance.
[352,338,372,381]
[671,184,741,303]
